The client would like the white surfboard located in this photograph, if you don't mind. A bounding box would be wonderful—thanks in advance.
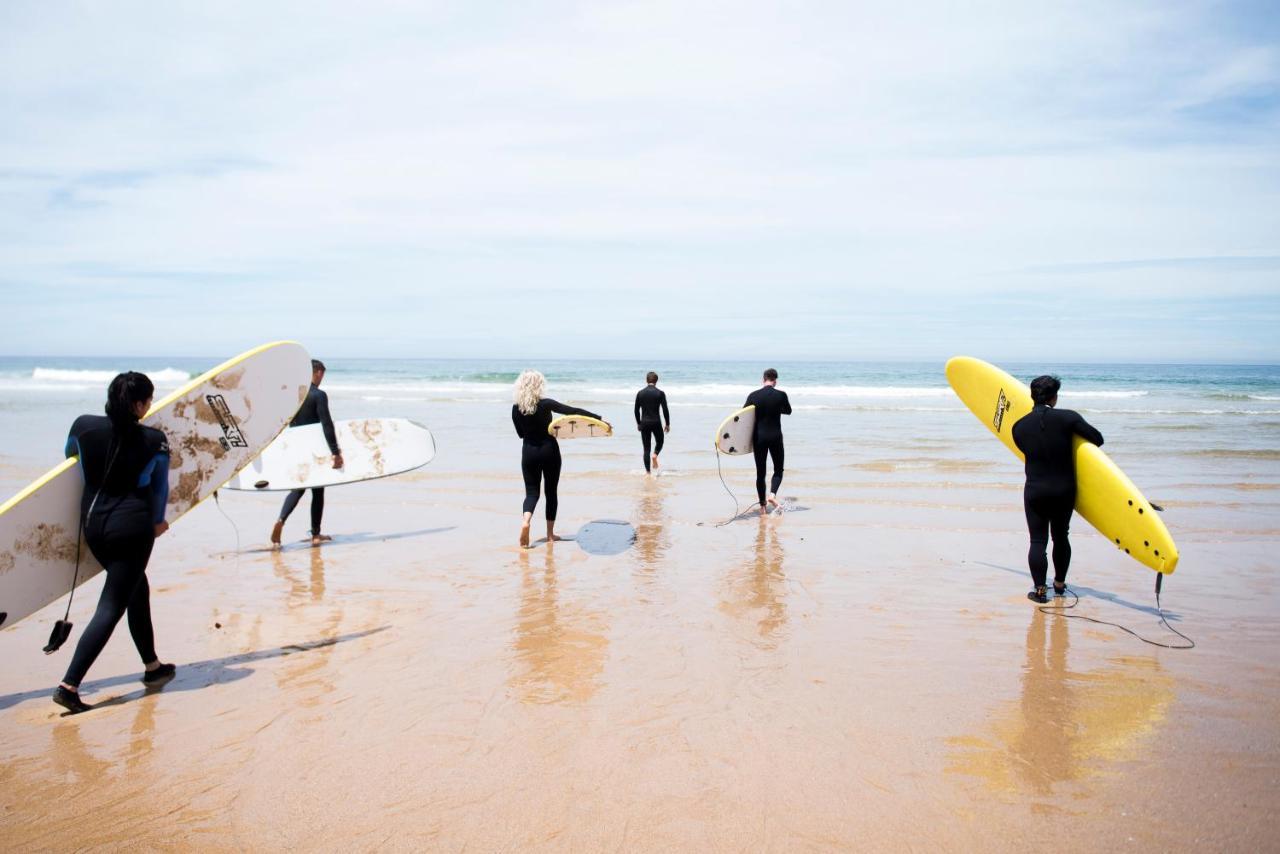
[0,342,312,630]
[548,415,612,439]
[715,405,755,455]
[225,418,436,491]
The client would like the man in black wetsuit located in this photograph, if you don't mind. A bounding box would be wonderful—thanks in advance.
[1011,375,1104,603]
[745,368,792,516]
[272,359,343,548]
[634,371,670,474]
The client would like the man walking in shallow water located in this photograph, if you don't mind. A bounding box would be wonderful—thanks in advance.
[745,368,791,516]
[271,359,343,549]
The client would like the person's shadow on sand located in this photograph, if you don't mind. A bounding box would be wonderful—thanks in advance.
[972,560,1181,620]
[0,626,390,713]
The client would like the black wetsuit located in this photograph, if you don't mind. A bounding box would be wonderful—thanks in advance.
[744,385,792,506]
[62,415,170,688]
[279,384,341,535]
[634,385,670,473]
[1012,404,1104,589]
[512,399,601,520]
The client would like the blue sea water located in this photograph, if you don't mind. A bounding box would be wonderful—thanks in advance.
[1,357,1278,503]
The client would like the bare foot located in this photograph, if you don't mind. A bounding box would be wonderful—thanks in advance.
[519,523,531,548]
[651,453,660,470]
[311,534,333,547]
[270,520,284,549]
[767,495,782,513]
[759,504,769,517]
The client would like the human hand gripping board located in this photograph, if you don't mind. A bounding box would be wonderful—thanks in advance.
[945,355,1178,574]
[548,416,613,439]
[0,341,314,630]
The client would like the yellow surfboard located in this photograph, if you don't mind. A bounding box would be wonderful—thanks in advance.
[945,356,1178,574]
[548,415,612,439]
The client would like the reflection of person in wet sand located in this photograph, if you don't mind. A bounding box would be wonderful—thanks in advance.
[510,548,607,704]
[272,359,343,550]
[632,479,670,571]
[947,608,1173,795]
[722,517,788,648]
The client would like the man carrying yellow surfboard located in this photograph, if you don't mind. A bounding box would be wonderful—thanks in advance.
[1011,375,1104,603]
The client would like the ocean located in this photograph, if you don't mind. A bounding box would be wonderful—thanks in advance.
[2,356,1279,512]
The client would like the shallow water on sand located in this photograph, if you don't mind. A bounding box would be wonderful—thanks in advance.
[1,361,1279,849]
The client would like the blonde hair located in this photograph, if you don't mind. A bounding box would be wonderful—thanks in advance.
[513,370,546,415]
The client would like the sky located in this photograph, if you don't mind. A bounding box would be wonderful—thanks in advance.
[1,0,1277,363]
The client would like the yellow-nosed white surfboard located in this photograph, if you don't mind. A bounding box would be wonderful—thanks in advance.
[0,342,313,630]
[548,415,612,439]
[945,356,1178,574]
[715,405,755,455]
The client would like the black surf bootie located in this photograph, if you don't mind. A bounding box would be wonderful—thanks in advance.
[52,686,92,714]
[142,663,176,685]
[1027,587,1049,604]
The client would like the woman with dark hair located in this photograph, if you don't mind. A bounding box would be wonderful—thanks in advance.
[53,371,175,713]
[1011,375,1105,603]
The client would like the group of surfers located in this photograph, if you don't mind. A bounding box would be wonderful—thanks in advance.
[48,362,1099,714]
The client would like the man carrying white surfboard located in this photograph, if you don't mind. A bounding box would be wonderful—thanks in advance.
[745,369,792,516]
[271,360,343,549]
[1011,375,1105,603]
[634,371,670,474]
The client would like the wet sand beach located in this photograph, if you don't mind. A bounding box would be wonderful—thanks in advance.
[2,445,1279,850]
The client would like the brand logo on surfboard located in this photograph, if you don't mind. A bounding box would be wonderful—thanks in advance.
[993,389,1012,432]
[206,394,248,450]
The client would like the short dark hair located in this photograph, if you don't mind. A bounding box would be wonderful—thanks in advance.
[646,371,658,384]
[311,359,326,373]
[105,371,155,428]
[763,368,778,382]
[1030,375,1061,405]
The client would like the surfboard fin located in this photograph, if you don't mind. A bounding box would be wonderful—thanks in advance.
[1150,502,1165,512]
[43,619,73,654]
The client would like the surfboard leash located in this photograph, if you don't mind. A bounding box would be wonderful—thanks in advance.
[1037,575,1195,649]
[713,449,743,527]
[212,490,242,562]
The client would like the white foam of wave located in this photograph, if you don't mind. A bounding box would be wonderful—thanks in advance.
[31,367,191,385]
[1251,394,1280,401]
[1061,390,1148,399]
[336,381,955,398]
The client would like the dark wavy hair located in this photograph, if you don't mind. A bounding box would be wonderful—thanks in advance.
[105,371,155,428]
[646,371,658,384]
[1029,375,1061,405]
[763,368,779,382]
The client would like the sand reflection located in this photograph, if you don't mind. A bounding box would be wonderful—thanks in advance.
[721,517,788,648]
[947,609,1174,796]
[509,547,608,705]
[632,478,670,572]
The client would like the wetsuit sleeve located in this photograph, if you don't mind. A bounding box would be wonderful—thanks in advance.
[1072,413,1104,447]
[661,391,670,427]
[781,391,792,415]
[512,406,526,438]
[635,391,642,426]
[546,399,602,421]
[316,390,341,455]
[139,454,170,524]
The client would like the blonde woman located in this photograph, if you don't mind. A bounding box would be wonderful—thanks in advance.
[511,370,602,547]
